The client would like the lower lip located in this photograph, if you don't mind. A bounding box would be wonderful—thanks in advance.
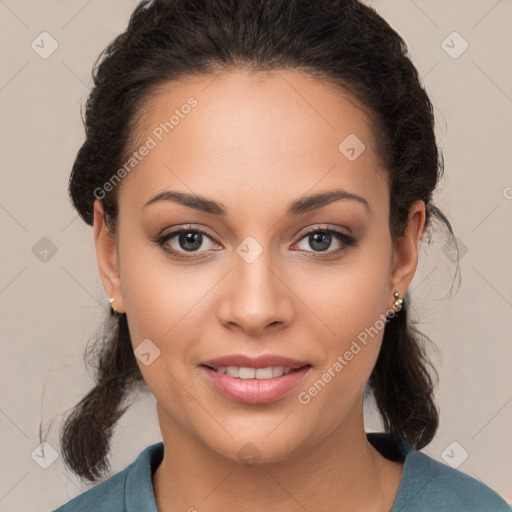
[200,365,311,404]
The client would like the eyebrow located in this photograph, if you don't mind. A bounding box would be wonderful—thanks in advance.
[143,188,371,215]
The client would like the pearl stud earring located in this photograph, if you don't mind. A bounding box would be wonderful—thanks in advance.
[393,291,404,311]
[108,297,119,314]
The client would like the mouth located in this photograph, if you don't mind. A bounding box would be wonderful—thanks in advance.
[199,363,312,404]
[200,363,312,380]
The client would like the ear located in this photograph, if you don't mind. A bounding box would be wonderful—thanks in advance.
[93,199,125,314]
[389,200,426,305]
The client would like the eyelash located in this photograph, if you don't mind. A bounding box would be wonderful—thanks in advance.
[152,225,358,260]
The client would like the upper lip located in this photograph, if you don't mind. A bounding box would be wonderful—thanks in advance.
[200,354,311,370]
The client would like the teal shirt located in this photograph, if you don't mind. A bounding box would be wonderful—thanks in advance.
[51,433,510,511]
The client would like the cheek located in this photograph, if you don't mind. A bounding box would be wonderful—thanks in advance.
[118,233,216,362]
[297,268,390,430]
[300,235,392,391]
[118,232,174,347]
[119,242,206,401]
[306,240,391,342]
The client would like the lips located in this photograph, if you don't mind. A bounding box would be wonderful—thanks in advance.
[200,354,311,370]
[200,364,312,404]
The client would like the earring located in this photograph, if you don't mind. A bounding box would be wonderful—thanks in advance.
[393,291,404,311]
[108,297,118,314]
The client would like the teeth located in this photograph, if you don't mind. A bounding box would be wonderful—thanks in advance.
[215,366,294,379]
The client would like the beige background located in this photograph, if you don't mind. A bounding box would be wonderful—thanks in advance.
[0,0,511,510]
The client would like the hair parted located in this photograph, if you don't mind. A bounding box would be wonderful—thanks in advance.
[57,0,460,483]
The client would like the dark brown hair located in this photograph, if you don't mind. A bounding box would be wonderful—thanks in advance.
[54,0,460,483]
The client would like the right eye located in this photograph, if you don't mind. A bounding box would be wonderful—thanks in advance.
[154,226,220,258]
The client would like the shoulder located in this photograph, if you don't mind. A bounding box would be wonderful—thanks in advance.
[393,449,510,512]
[50,442,164,512]
[49,470,128,512]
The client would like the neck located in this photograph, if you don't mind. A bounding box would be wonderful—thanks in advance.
[152,398,404,512]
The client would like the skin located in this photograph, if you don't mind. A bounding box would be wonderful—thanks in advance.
[93,69,425,512]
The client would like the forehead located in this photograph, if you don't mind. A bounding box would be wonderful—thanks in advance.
[118,69,388,216]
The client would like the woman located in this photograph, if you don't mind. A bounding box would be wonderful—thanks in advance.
[51,0,510,510]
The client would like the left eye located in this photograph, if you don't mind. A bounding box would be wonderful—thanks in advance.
[294,228,357,253]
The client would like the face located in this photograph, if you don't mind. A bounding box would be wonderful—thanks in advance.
[94,69,424,464]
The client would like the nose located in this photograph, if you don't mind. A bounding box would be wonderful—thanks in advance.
[216,245,294,335]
